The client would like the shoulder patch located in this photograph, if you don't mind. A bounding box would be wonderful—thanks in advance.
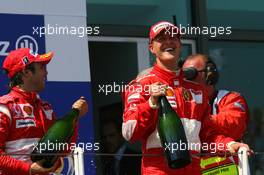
[190,89,203,104]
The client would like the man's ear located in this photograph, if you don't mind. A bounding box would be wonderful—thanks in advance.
[149,43,155,55]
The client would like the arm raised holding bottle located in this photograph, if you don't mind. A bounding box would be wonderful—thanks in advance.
[0,47,90,175]
[30,96,88,173]
[0,48,88,175]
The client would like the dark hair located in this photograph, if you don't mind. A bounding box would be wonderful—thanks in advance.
[6,63,36,88]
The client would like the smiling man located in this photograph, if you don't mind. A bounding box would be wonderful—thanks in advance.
[122,21,250,175]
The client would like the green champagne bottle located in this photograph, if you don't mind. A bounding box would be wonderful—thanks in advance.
[31,108,80,168]
[158,95,191,169]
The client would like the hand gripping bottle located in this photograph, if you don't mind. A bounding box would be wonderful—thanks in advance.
[158,93,191,169]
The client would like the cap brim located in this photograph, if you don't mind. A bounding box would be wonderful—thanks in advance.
[157,26,180,38]
[34,52,54,64]
[150,26,180,43]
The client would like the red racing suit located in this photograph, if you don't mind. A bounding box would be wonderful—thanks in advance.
[0,87,76,175]
[210,90,249,140]
[200,90,249,174]
[122,65,234,175]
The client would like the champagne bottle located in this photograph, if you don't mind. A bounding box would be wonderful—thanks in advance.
[158,95,191,169]
[31,108,80,168]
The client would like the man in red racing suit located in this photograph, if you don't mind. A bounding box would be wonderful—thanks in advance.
[210,90,249,140]
[0,87,57,175]
[182,54,249,174]
[181,54,249,140]
[122,21,250,175]
[0,48,88,175]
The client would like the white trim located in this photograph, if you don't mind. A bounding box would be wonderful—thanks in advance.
[5,138,40,153]
[136,74,155,82]
[145,118,202,151]
[16,119,36,128]
[122,120,137,141]
[146,128,162,149]
[212,90,230,115]
[127,93,140,102]
[152,22,174,33]
[5,137,40,163]
[181,118,201,152]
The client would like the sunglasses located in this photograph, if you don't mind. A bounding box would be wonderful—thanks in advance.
[182,67,206,80]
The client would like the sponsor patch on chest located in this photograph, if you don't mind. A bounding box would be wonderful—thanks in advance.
[16,119,36,128]
[182,88,193,101]
[11,104,34,118]
[166,86,177,108]
[182,88,203,104]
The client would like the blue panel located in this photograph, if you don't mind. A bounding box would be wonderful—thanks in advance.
[41,82,94,140]
[0,13,46,94]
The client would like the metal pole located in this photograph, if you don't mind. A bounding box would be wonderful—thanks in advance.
[238,147,251,175]
[74,147,85,175]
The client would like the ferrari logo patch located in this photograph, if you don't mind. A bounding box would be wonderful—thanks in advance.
[183,89,192,101]
[23,105,33,116]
